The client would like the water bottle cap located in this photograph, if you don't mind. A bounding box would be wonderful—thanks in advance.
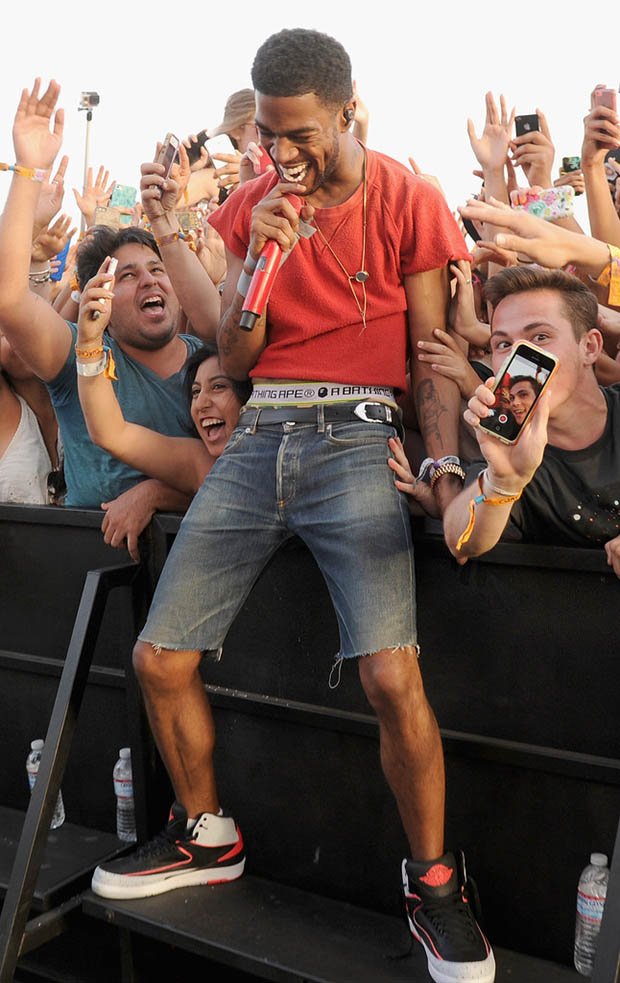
[119,747,131,759]
[30,739,44,750]
[590,853,608,866]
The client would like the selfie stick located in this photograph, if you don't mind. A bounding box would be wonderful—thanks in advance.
[78,92,100,236]
[240,194,304,332]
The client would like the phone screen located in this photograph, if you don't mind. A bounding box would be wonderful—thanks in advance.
[479,343,557,443]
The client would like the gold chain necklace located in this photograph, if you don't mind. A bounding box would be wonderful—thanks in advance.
[313,148,369,331]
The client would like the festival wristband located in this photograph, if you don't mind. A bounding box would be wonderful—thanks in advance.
[456,472,522,551]
[596,244,620,307]
[0,163,46,182]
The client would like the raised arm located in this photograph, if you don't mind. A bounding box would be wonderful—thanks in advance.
[582,91,620,247]
[0,79,73,380]
[140,145,221,340]
[443,379,550,560]
[217,180,309,379]
[75,259,210,496]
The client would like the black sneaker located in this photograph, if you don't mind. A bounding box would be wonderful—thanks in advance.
[91,801,245,899]
[402,851,495,983]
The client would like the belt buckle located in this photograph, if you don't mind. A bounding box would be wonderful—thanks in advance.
[353,401,391,425]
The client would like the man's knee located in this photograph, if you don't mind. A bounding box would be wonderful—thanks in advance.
[132,640,202,692]
[359,645,425,715]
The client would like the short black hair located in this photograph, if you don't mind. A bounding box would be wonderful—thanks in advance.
[77,227,161,290]
[509,374,542,395]
[251,29,352,109]
[182,343,252,409]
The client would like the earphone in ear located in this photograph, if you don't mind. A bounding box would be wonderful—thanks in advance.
[344,108,355,123]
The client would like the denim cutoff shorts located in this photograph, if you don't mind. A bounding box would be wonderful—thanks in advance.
[139,419,417,659]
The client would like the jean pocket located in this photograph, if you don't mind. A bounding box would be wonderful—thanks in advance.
[324,422,397,446]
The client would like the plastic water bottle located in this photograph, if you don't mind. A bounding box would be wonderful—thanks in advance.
[113,748,136,842]
[574,852,609,976]
[26,739,65,829]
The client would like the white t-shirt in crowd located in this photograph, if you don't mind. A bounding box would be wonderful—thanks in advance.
[0,394,51,504]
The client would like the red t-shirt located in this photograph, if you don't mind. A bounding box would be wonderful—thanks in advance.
[209,149,469,392]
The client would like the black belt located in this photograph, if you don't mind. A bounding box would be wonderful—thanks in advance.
[239,400,403,438]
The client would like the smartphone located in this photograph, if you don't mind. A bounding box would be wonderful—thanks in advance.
[157,133,179,179]
[91,257,118,321]
[109,185,136,227]
[515,114,540,138]
[176,210,201,232]
[593,88,617,112]
[479,341,558,444]
[186,129,208,166]
[562,156,581,173]
[206,133,234,159]
[94,205,122,230]
[511,186,574,220]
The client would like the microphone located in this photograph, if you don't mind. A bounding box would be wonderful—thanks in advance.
[239,194,304,332]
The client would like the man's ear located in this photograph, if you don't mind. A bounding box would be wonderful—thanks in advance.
[582,328,604,365]
[343,103,355,128]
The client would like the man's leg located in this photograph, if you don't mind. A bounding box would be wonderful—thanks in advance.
[133,642,219,818]
[357,645,444,861]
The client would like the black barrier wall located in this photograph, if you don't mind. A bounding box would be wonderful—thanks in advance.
[0,504,618,966]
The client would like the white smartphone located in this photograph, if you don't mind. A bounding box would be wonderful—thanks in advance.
[478,341,558,444]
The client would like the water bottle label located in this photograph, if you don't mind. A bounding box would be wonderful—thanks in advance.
[577,889,605,923]
[114,778,133,799]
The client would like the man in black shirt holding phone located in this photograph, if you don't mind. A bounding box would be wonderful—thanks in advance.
[442,266,620,575]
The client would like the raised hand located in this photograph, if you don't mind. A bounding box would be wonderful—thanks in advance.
[33,155,69,235]
[140,144,180,225]
[459,196,607,271]
[408,157,446,198]
[554,170,585,196]
[77,257,116,346]
[72,165,115,228]
[448,260,491,348]
[212,151,243,190]
[31,213,77,263]
[170,143,191,205]
[467,92,515,174]
[13,78,64,171]
[582,87,620,168]
[195,223,227,287]
[463,378,550,493]
[510,109,555,188]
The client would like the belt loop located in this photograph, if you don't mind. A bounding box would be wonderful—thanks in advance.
[316,403,325,433]
[246,407,261,434]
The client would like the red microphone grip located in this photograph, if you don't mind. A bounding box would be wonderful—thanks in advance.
[240,194,303,331]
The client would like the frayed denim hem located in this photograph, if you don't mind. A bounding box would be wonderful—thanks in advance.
[138,636,224,662]
[328,642,420,689]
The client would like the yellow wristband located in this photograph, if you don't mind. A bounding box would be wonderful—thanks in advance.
[596,244,620,306]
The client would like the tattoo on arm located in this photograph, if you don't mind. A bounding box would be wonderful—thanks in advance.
[218,317,238,357]
[415,378,447,450]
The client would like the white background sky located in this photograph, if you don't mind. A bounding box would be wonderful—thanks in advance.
[1,0,619,232]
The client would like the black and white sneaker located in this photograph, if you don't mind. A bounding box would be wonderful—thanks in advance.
[91,801,245,899]
[402,851,495,983]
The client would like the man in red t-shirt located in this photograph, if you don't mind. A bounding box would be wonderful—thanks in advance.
[92,28,495,983]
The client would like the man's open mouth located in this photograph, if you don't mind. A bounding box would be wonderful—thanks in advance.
[140,294,165,314]
[279,162,309,183]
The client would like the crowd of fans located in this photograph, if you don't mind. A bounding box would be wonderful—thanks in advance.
[0,73,618,574]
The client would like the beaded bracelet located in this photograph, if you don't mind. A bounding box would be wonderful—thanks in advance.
[75,344,117,380]
[456,472,522,552]
[28,266,52,283]
[0,162,46,182]
[596,243,620,307]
